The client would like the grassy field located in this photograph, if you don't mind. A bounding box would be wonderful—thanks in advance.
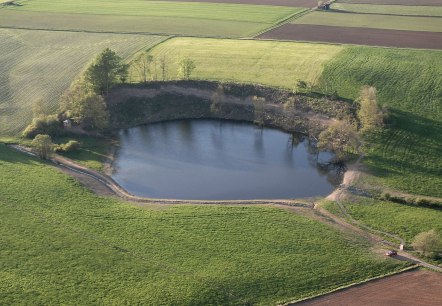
[140,37,344,87]
[323,198,442,244]
[0,144,407,305]
[319,46,442,197]
[0,0,301,37]
[331,3,442,17]
[0,28,166,136]
[292,11,442,32]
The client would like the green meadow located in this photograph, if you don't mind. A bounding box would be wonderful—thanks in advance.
[143,37,344,87]
[319,46,442,197]
[292,11,442,32]
[0,0,302,37]
[323,198,442,244]
[0,145,407,305]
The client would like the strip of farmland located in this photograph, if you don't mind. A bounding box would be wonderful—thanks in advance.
[337,0,442,6]
[158,0,318,8]
[257,24,442,49]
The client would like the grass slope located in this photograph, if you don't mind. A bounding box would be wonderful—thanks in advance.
[319,46,442,197]
[331,3,442,17]
[0,0,301,37]
[292,11,442,32]
[323,198,442,244]
[0,144,406,305]
[0,28,166,136]
[142,37,344,88]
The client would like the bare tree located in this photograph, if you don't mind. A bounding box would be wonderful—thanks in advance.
[210,85,224,115]
[160,56,169,81]
[132,52,154,83]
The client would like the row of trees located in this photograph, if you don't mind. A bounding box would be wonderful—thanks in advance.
[131,51,196,83]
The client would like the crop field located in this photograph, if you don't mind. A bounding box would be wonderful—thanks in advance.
[0,28,166,136]
[336,0,442,5]
[0,144,407,305]
[323,198,442,244]
[0,0,302,37]
[140,37,344,88]
[331,3,442,16]
[319,46,442,197]
[291,11,442,32]
[257,24,442,49]
[159,0,318,7]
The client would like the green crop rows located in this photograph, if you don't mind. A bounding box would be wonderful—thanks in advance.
[0,28,166,136]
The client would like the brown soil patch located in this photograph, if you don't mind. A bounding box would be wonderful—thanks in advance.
[340,0,442,6]
[257,24,442,49]
[159,0,317,7]
[293,270,442,305]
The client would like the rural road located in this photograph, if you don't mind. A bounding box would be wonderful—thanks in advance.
[9,144,442,274]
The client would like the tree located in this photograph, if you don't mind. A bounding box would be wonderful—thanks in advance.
[357,86,384,133]
[178,58,196,80]
[252,96,266,127]
[85,48,128,95]
[160,56,169,81]
[318,121,360,162]
[59,83,109,131]
[210,85,224,115]
[31,134,54,160]
[132,52,154,83]
[412,229,442,257]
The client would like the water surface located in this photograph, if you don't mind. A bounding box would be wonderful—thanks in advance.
[112,120,341,200]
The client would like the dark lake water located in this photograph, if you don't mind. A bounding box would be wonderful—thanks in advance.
[111,120,342,200]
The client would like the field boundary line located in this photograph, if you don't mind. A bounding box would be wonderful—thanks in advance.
[251,8,310,38]
[281,265,420,305]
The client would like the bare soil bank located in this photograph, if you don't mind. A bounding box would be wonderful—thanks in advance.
[294,270,442,305]
[258,24,442,49]
[106,81,355,136]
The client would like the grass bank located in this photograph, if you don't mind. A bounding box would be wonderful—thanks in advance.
[0,144,407,305]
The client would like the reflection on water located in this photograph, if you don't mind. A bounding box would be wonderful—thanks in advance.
[112,119,343,200]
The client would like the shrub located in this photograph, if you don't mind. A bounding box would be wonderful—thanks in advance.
[23,115,61,138]
[31,134,54,160]
[55,140,81,153]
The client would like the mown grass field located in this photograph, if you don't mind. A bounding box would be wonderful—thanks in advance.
[292,11,442,32]
[140,37,344,87]
[0,0,302,37]
[318,46,442,197]
[0,144,407,305]
[331,3,442,17]
[0,28,166,136]
[323,198,442,244]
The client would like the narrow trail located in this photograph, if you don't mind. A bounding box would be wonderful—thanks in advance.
[8,144,442,273]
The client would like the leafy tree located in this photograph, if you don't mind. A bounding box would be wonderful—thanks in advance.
[60,83,109,131]
[357,86,384,133]
[85,48,128,95]
[132,52,154,83]
[318,121,360,162]
[31,134,54,160]
[412,229,442,257]
[252,96,266,127]
[22,114,60,138]
[178,58,196,80]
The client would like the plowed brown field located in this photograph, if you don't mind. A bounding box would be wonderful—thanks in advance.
[294,270,442,306]
[258,24,442,49]
[160,0,317,7]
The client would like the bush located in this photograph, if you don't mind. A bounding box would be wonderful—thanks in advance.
[412,229,442,258]
[55,140,81,153]
[23,115,61,138]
